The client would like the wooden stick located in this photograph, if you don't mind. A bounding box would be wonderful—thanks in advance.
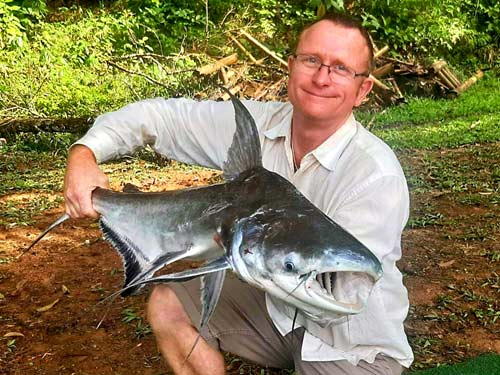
[387,78,404,98]
[457,70,484,93]
[219,66,229,85]
[374,45,389,60]
[198,54,238,75]
[221,84,243,100]
[373,62,394,78]
[240,30,288,69]
[229,35,259,64]
[370,74,392,91]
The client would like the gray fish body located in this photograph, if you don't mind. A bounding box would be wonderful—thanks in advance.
[94,164,382,321]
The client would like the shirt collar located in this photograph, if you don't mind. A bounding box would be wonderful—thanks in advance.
[263,113,358,172]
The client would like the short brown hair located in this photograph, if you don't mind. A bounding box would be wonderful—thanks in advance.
[294,12,374,72]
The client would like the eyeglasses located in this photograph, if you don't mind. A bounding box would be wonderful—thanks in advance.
[293,54,369,81]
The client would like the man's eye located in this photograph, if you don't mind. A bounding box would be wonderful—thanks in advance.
[336,64,348,71]
[303,56,319,64]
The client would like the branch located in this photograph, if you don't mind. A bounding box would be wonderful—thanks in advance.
[0,117,94,135]
[106,61,196,89]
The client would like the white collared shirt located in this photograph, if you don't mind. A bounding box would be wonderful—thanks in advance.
[77,98,413,368]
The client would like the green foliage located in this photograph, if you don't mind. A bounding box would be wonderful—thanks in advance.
[0,0,25,49]
[354,0,500,66]
[0,8,205,118]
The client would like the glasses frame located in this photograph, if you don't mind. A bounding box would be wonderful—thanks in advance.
[293,54,370,80]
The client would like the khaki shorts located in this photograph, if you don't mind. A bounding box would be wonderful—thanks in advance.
[170,274,403,375]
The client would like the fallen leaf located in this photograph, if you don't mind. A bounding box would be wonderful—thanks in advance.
[11,280,27,296]
[36,298,60,312]
[439,260,455,268]
[4,332,23,339]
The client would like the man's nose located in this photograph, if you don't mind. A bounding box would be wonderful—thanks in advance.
[312,64,331,85]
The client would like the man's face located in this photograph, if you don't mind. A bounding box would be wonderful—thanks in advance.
[288,21,373,126]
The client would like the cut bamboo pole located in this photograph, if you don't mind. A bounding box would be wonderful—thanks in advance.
[373,62,394,78]
[432,60,460,89]
[370,74,392,91]
[442,67,461,88]
[229,35,259,64]
[374,45,389,60]
[198,54,238,75]
[457,70,484,93]
[221,84,243,100]
[240,30,288,69]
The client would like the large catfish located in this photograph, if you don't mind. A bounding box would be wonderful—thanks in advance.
[26,90,383,332]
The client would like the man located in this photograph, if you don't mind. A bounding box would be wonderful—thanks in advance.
[64,12,413,375]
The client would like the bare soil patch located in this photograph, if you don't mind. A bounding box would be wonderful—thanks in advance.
[1,144,498,374]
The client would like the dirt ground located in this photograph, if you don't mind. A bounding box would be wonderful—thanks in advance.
[0,143,498,374]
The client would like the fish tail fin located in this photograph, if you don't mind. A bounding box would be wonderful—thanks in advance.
[19,213,70,258]
[99,218,145,296]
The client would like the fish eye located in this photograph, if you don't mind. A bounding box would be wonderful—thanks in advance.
[284,261,295,272]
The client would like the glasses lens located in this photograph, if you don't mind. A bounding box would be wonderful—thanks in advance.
[330,65,354,79]
[297,55,318,69]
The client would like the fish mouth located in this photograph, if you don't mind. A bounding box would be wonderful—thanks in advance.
[275,270,378,317]
[314,271,375,311]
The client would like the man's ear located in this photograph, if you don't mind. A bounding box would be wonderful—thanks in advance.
[354,76,374,107]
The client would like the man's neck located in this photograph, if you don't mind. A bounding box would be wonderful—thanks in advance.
[291,111,351,169]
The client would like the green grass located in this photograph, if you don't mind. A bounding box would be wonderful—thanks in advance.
[376,113,500,150]
[410,353,500,374]
[355,73,500,150]
[358,74,500,128]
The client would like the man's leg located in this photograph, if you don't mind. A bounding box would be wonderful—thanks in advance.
[152,274,295,372]
[147,284,226,375]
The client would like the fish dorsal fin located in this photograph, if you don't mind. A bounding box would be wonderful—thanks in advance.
[220,87,262,180]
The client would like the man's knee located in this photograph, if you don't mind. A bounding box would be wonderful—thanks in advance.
[147,285,192,336]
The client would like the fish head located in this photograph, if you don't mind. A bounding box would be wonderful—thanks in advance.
[229,207,383,323]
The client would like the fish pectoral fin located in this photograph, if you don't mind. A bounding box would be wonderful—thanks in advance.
[126,250,189,291]
[183,270,227,363]
[200,270,226,329]
[118,256,231,296]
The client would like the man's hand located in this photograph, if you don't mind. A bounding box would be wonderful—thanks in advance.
[64,145,109,219]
